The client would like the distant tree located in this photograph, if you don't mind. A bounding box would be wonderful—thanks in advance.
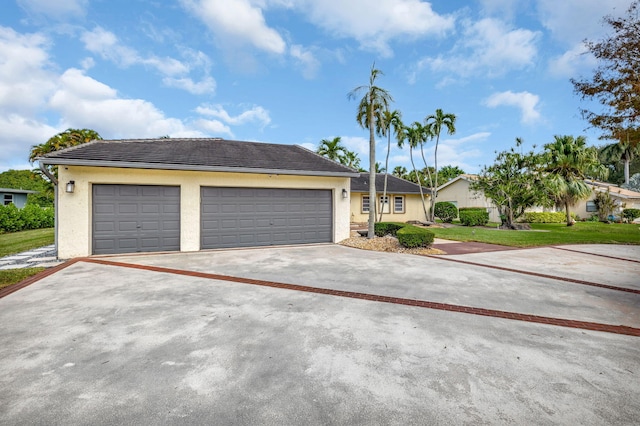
[392,166,408,179]
[398,122,429,222]
[599,128,640,185]
[623,172,640,191]
[424,109,457,222]
[437,165,465,184]
[571,1,640,140]
[375,162,386,173]
[378,109,403,222]
[471,138,549,229]
[594,189,617,222]
[29,128,102,179]
[0,169,53,206]
[543,135,608,226]
[342,150,361,170]
[317,137,347,163]
[348,63,393,238]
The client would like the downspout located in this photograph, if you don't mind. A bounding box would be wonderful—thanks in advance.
[39,161,58,258]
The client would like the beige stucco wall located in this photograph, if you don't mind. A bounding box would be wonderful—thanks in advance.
[57,166,351,258]
[350,192,430,223]
[436,179,501,222]
[573,189,640,220]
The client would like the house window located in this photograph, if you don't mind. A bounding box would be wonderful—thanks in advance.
[362,195,370,213]
[394,196,405,213]
[3,194,13,206]
[586,200,597,212]
[379,196,390,214]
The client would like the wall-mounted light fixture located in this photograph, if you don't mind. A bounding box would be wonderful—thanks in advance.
[66,180,75,193]
[342,188,348,199]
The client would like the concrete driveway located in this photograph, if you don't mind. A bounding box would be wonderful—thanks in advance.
[1,244,639,425]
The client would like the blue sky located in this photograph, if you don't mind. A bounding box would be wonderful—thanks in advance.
[0,0,630,174]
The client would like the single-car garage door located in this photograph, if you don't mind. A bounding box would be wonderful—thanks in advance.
[201,187,332,249]
[92,184,180,255]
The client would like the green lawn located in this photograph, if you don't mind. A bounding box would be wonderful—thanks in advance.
[429,222,640,247]
[0,267,45,290]
[0,228,54,258]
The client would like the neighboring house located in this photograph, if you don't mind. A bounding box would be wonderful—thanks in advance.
[350,173,431,223]
[38,138,358,258]
[435,174,502,222]
[576,180,640,219]
[0,188,37,208]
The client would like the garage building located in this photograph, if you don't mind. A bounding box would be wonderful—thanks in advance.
[39,138,357,258]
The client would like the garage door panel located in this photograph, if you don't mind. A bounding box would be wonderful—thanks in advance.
[92,184,180,255]
[201,187,332,249]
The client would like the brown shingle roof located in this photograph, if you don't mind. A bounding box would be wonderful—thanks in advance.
[350,173,432,194]
[39,138,359,177]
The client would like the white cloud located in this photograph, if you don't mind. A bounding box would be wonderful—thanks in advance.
[414,18,540,81]
[340,136,370,156]
[180,0,286,54]
[195,104,271,127]
[17,0,87,20]
[194,119,233,137]
[484,90,541,124]
[80,27,215,94]
[289,44,320,79]
[297,0,455,56]
[48,68,197,138]
[548,43,596,77]
[0,114,58,170]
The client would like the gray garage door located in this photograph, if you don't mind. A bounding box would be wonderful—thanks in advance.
[92,184,180,255]
[201,187,332,249]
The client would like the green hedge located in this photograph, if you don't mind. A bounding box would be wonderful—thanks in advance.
[622,208,640,221]
[374,222,435,248]
[434,202,458,223]
[458,208,489,226]
[522,212,566,223]
[0,204,54,233]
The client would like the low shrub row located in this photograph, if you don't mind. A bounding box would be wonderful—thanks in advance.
[522,211,566,223]
[374,222,435,248]
[622,208,640,221]
[458,207,489,226]
[0,204,54,233]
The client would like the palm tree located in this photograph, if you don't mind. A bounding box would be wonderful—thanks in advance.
[342,150,361,169]
[317,137,347,163]
[600,128,640,185]
[348,63,393,238]
[424,109,456,221]
[30,128,103,179]
[544,135,608,226]
[378,109,403,222]
[398,122,429,222]
[393,166,408,179]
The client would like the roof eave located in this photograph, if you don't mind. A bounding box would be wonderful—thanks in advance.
[38,158,360,178]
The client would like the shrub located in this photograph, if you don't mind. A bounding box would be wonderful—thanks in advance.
[0,204,54,233]
[396,226,435,248]
[622,208,640,221]
[434,202,458,223]
[522,212,566,223]
[374,222,404,237]
[458,207,489,226]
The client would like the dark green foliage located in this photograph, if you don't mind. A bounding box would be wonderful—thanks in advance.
[622,208,640,221]
[374,222,405,237]
[459,208,489,226]
[0,169,53,207]
[397,226,435,248]
[434,202,458,223]
[0,204,54,233]
[374,222,434,247]
[523,212,567,223]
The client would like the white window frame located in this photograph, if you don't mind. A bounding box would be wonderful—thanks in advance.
[586,200,597,212]
[393,195,405,214]
[379,196,390,214]
[362,195,370,213]
[3,194,13,206]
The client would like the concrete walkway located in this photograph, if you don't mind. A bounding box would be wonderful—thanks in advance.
[0,244,63,270]
[1,244,638,425]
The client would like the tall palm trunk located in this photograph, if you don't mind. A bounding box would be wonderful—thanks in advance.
[410,146,429,222]
[379,133,392,222]
[418,144,434,221]
[368,96,376,239]
[430,135,440,222]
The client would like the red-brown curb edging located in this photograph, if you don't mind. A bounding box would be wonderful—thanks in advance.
[0,258,85,299]
[82,258,640,337]
[550,246,640,264]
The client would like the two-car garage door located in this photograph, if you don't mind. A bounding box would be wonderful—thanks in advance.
[92,185,333,254]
